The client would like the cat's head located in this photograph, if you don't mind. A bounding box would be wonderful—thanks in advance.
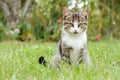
[62,7,90,34]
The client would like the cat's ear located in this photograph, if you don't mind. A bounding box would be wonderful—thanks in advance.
[62,7,71,18]
[80,7,90,20]
[83,7,90,15]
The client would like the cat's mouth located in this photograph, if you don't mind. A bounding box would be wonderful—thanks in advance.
[73,31,78,34]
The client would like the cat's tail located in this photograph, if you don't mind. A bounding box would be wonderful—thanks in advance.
[39,56,47,67]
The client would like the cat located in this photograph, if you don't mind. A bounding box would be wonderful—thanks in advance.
[39,7,91,68]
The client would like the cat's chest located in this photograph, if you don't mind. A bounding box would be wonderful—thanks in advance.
[62,34,87,49]
[62,34,87,64]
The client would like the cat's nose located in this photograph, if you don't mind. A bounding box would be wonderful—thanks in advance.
[73,30,78,34]
[74,29,78,32]
[75,29,78,31]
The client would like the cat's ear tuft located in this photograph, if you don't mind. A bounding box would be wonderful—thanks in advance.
[62,7,71,17]
[84,7,90,15]
[62,7,68,15]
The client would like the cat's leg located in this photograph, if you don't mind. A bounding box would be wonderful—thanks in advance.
[52,52,61,68]
[81,48,91,65]
[61,47,72,65]
[52,47,72,68]
[52,40,62,68]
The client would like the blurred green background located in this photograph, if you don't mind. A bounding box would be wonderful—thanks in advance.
[0,0,120,41]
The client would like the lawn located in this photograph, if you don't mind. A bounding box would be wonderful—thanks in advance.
[0,40,120,80]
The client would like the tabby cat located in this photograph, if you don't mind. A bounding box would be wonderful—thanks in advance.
[39,7,91,68]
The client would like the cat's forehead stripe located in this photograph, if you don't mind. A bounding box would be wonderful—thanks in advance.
[72,13,79,21]
[63,12,87,23]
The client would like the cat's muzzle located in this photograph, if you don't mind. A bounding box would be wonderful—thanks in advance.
[73,31,78,34]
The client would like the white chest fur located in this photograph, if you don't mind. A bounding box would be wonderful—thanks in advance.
[62,32,87,64]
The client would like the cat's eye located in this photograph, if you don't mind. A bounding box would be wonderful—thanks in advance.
[68,23,74,27]
[65,16,72,21]
[78,23,83,27]
[64,23,73,27]
[78,23,87,27]
[83,23,87,25]
[64,23,69,25]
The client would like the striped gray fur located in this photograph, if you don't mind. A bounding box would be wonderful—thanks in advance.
[52,7,91,68]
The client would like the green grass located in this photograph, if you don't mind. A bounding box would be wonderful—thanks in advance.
[0,40,120,80]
